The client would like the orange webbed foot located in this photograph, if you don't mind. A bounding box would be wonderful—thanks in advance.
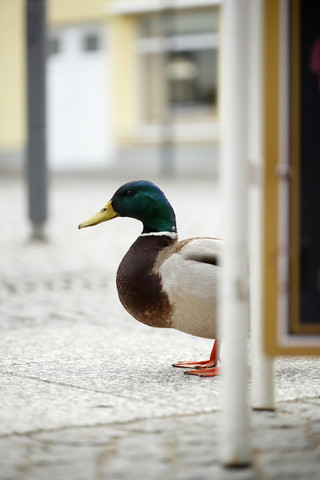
[172,340,222,375]
[172,359,217,369]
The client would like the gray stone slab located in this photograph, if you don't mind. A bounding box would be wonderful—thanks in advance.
[0,372,158,436]
[3,411,318,480]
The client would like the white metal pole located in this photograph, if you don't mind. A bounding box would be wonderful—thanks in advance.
[220,0,251,467]
[248,0,275,410]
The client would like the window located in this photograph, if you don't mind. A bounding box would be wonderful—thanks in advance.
[138,9,219,123]
[47,37,60,56]
[167,50,218,112]
[83,33,100,52]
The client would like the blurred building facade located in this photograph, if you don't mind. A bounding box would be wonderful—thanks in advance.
[0,0,221,176]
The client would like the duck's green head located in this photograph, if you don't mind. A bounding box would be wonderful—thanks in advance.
[78,180,177,234]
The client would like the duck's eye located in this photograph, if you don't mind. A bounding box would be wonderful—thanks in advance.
[125,190,135,197]
[101,208,107,212]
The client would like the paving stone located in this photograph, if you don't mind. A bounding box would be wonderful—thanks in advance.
[257,450,320,480]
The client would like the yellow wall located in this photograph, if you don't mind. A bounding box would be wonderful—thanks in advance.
[110,14,139,144]
[48,0,107,25]
[0,0,26,149]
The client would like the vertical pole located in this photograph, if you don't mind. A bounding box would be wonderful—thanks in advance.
[26,0,48,240]
[249,0,275,411]
[220,0,250,466]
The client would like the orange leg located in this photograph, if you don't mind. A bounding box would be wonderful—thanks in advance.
[172,339,222,377]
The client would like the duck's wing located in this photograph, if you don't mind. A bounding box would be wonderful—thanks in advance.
[178,237,221,265]
[158,237,222,286]
[157,237,222,339]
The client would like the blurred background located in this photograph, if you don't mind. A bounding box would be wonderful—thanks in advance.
[0,0,221,180]
[0,0,223,284]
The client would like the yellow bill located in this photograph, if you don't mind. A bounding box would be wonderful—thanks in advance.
[78,201,119,229]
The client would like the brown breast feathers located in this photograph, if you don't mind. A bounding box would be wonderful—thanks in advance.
[116,235,176,328]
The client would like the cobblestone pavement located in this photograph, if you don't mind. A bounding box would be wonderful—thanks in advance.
[1,174,319,480]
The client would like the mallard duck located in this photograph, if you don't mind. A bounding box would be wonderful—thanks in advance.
[78,180,221,377]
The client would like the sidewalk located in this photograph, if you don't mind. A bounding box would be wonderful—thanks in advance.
[1,174,319,480]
